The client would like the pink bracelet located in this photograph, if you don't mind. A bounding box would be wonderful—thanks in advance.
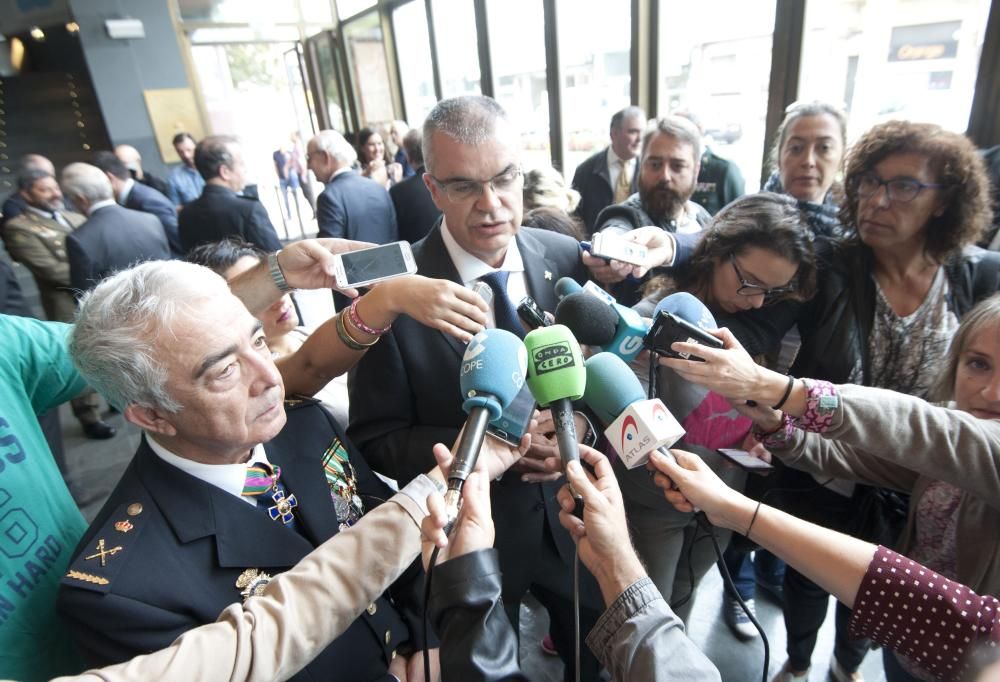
[348,297,391,336]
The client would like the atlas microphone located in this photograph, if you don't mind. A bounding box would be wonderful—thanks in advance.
[523,324,586,497]
[555,291,648,362]
[445,328,527,523]
[582,352,685,469]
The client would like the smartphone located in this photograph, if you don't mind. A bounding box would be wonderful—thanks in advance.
[517,296,549,329]
[333,241,417,289]
[718,448,775,474]
[590,232,649,266]
[644,310,724,362]
[487,382,536,446]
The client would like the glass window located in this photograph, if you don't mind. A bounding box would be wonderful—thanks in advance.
[430,0,481,98]
[343,11,395,128]
[799,0,992,142]
[657,1,777,191]
[392,1,437,126]
[187,26,301,44]
[309,33,347,131]
[338,0,377,21]
[487,0,549,171]
[300,0,334,24]
[177,0,298,24]
[559,0,631,180]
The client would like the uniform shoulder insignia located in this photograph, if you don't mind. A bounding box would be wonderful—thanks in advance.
[283,394,320,410]
[60,500,147,593]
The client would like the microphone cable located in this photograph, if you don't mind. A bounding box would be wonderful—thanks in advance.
[422,543,443,682]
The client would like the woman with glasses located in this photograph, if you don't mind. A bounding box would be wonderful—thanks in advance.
[658,293,1000,682]
[764,101,850,238]
[616,192,817,625]
[720,120,998,682]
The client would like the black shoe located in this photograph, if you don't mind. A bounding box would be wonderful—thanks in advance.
[82,420,117,439]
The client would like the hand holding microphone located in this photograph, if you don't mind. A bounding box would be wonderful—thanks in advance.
[523,324,586,499]
[446,328,527,524]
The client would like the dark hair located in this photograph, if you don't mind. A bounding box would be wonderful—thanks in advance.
[641,115,702,165]
[17,167,54,192]
[356,128,386,164]
[186,238,265,276]
[402,128,423,166]
[523,206,584,240]
[194,135,239,181]
[91,151,130,181]
[172,132,195,147]
[646,192,817,304]
[840,120,993,262]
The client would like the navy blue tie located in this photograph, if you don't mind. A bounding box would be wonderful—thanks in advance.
[479,271,525,338]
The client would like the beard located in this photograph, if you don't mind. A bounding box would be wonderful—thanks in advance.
[640,180,689,224]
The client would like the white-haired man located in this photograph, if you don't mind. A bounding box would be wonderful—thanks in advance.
[54,253,492,679]
[61,162,170,293]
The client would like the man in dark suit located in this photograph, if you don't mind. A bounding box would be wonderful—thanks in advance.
[114,144,171,198]
[56,260,435,680]
[60,163,171,292]
[389,128,441,244]
[92,151,182,257]
[178,135,283,255]
[571,106,645,237]
[348,95,604,682]
[307,129,397,309]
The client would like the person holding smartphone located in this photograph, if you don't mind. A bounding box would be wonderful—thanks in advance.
[618,193,817,624]
[661,294,1000,681]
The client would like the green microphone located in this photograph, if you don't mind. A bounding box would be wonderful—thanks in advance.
[524,325,586,502]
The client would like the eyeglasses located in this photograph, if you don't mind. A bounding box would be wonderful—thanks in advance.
[730,255,796,299]
[854,172,946,203]
[429,165,522,202]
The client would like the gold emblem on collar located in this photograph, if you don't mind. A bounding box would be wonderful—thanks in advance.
[66,570,110,585]
[235,568,273,601]
[114,520,133,533]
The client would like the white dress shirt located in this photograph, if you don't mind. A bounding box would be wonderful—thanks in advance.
[147,435,271,506]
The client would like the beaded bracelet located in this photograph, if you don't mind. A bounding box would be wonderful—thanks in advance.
[336,310,378,351]
[349,297,391,336]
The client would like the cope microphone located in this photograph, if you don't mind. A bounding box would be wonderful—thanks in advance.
[582,352,685,469]
[555,291,648,362]
[523,325,586,495]
[446,328,528,522]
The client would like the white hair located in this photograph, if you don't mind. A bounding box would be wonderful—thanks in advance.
[311,129,357,166]
[61,162,113,204]
[70,260,231,412]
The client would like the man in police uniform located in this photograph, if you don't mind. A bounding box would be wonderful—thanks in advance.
[56,260,437,681]
[0,168,114,439]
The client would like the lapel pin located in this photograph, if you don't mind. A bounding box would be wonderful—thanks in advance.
[544,270,552,281]
[114,520,133,533]
[84,538,123,567]
[236,568,273,601]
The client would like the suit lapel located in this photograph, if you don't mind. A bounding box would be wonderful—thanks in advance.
[413,224,467,359]
[135,437,314,569]
[593,147,612,189]
[516,230,559,312]
[264,428,343,545]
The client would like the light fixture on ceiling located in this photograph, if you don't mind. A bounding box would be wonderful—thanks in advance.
[66,22,80,34]
[29,26,45,41]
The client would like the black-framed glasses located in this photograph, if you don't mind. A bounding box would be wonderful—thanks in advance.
[854,172,946,203]
[730,255,796,298]
[428,165,522,202]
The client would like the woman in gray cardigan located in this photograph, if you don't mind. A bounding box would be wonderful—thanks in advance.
[661,294,1000,682]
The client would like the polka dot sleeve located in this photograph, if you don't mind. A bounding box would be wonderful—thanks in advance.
[848,546,1000,681]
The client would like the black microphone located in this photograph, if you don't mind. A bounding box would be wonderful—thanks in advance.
[554,292,618,345]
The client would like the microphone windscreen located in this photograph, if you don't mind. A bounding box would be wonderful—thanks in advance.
[460,328,527,419]
[554,277,583,299]
[554,293,617,345]
[524,324,586,406]
[582,352,646,425]
[653,291,718,330]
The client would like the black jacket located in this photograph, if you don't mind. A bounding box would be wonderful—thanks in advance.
[724,241,1000,382]
[317,170,397,243]
[66,204,171,292]
[389,166,440,244]
[124,181,181,257]
[57,399,431,680]
[178,184,282,255]
[571,146,637,237]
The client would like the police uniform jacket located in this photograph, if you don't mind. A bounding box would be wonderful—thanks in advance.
[1,209,85,321]
[57,399,431,681]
